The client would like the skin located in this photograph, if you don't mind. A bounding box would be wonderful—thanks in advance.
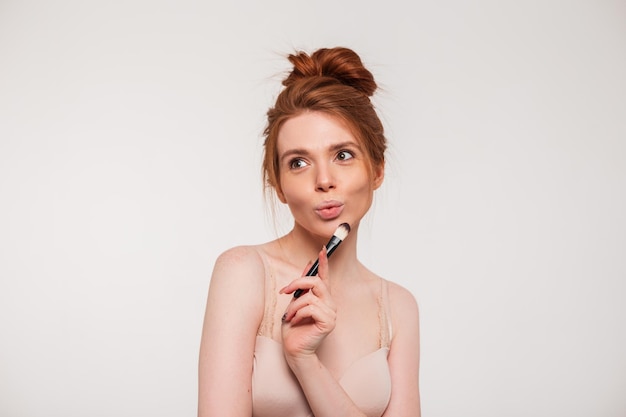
[198,111,421,417]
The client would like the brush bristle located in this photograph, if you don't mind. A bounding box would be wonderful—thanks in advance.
[334,223,351,241]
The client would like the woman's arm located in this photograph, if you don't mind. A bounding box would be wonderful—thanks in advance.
[285,354,369,417]
[198,246,265,417]
[382,283,421,417]
[282,279,421,417]
[279,247,368,417]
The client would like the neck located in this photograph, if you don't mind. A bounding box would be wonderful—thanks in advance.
[278,222,361,278]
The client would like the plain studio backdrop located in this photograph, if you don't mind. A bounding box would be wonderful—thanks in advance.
[1,1,625,416]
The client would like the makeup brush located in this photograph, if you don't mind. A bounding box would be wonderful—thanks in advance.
[293,222,351,298]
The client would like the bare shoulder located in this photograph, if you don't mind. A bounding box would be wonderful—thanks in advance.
[386,280,418,310]
[207,245,267,311]
[385,280,420,330]
[213,245,265,271]
[379,279,421,415]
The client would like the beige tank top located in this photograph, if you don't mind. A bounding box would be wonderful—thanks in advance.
[251,253,393,417]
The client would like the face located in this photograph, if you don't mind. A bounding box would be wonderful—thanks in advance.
[275,111,384,238]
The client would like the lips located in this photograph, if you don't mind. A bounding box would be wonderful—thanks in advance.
[315,200,344,220]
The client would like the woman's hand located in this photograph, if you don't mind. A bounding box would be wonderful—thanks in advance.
[279,246,337,363]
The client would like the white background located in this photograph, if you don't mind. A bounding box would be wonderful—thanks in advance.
[1,1,625,416]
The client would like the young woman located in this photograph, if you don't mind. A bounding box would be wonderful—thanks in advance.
[198,47,421,417]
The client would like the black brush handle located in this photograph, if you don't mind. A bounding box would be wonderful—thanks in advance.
[293,235,343,298]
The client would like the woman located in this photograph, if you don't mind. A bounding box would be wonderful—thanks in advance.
[198,46,421,417]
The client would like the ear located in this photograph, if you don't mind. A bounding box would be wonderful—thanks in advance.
[372,162,385,190]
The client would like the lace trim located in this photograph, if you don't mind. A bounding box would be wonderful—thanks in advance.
[256,249,392,349]
[378,278,392,348]
[256,249,276,338]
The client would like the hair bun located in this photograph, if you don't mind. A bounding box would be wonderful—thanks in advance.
[283,47,377,97]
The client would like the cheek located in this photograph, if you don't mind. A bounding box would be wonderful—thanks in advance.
[347,174,375,207]
[278,177,307,206]
[352,170,375,192]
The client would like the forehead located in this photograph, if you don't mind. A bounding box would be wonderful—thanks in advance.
[276,112,359,154]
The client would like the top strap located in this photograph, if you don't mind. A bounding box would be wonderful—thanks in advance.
[256,248,276,339]
[379,278,393,348]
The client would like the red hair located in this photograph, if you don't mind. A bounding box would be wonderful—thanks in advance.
[262,47,387,195]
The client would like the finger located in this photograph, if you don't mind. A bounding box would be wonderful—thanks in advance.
[278,260,314,296]
[289,301,336,328]
[282,281,335,322]
[279,277,315,295]
[282,276,330,298]
[282,287,316,322]
[318,245,329,283]
[292,259,315,298]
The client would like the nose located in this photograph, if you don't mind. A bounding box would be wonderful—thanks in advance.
[315,163,335,192]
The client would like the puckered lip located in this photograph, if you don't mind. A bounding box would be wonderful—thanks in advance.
[314,200,344,220]
[315,200,344,210]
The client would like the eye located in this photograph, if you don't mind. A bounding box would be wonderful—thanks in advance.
[289,158,309,169]
[336,150,354,161]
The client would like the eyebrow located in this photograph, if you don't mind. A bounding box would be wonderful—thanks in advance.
[279,141,362,164]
